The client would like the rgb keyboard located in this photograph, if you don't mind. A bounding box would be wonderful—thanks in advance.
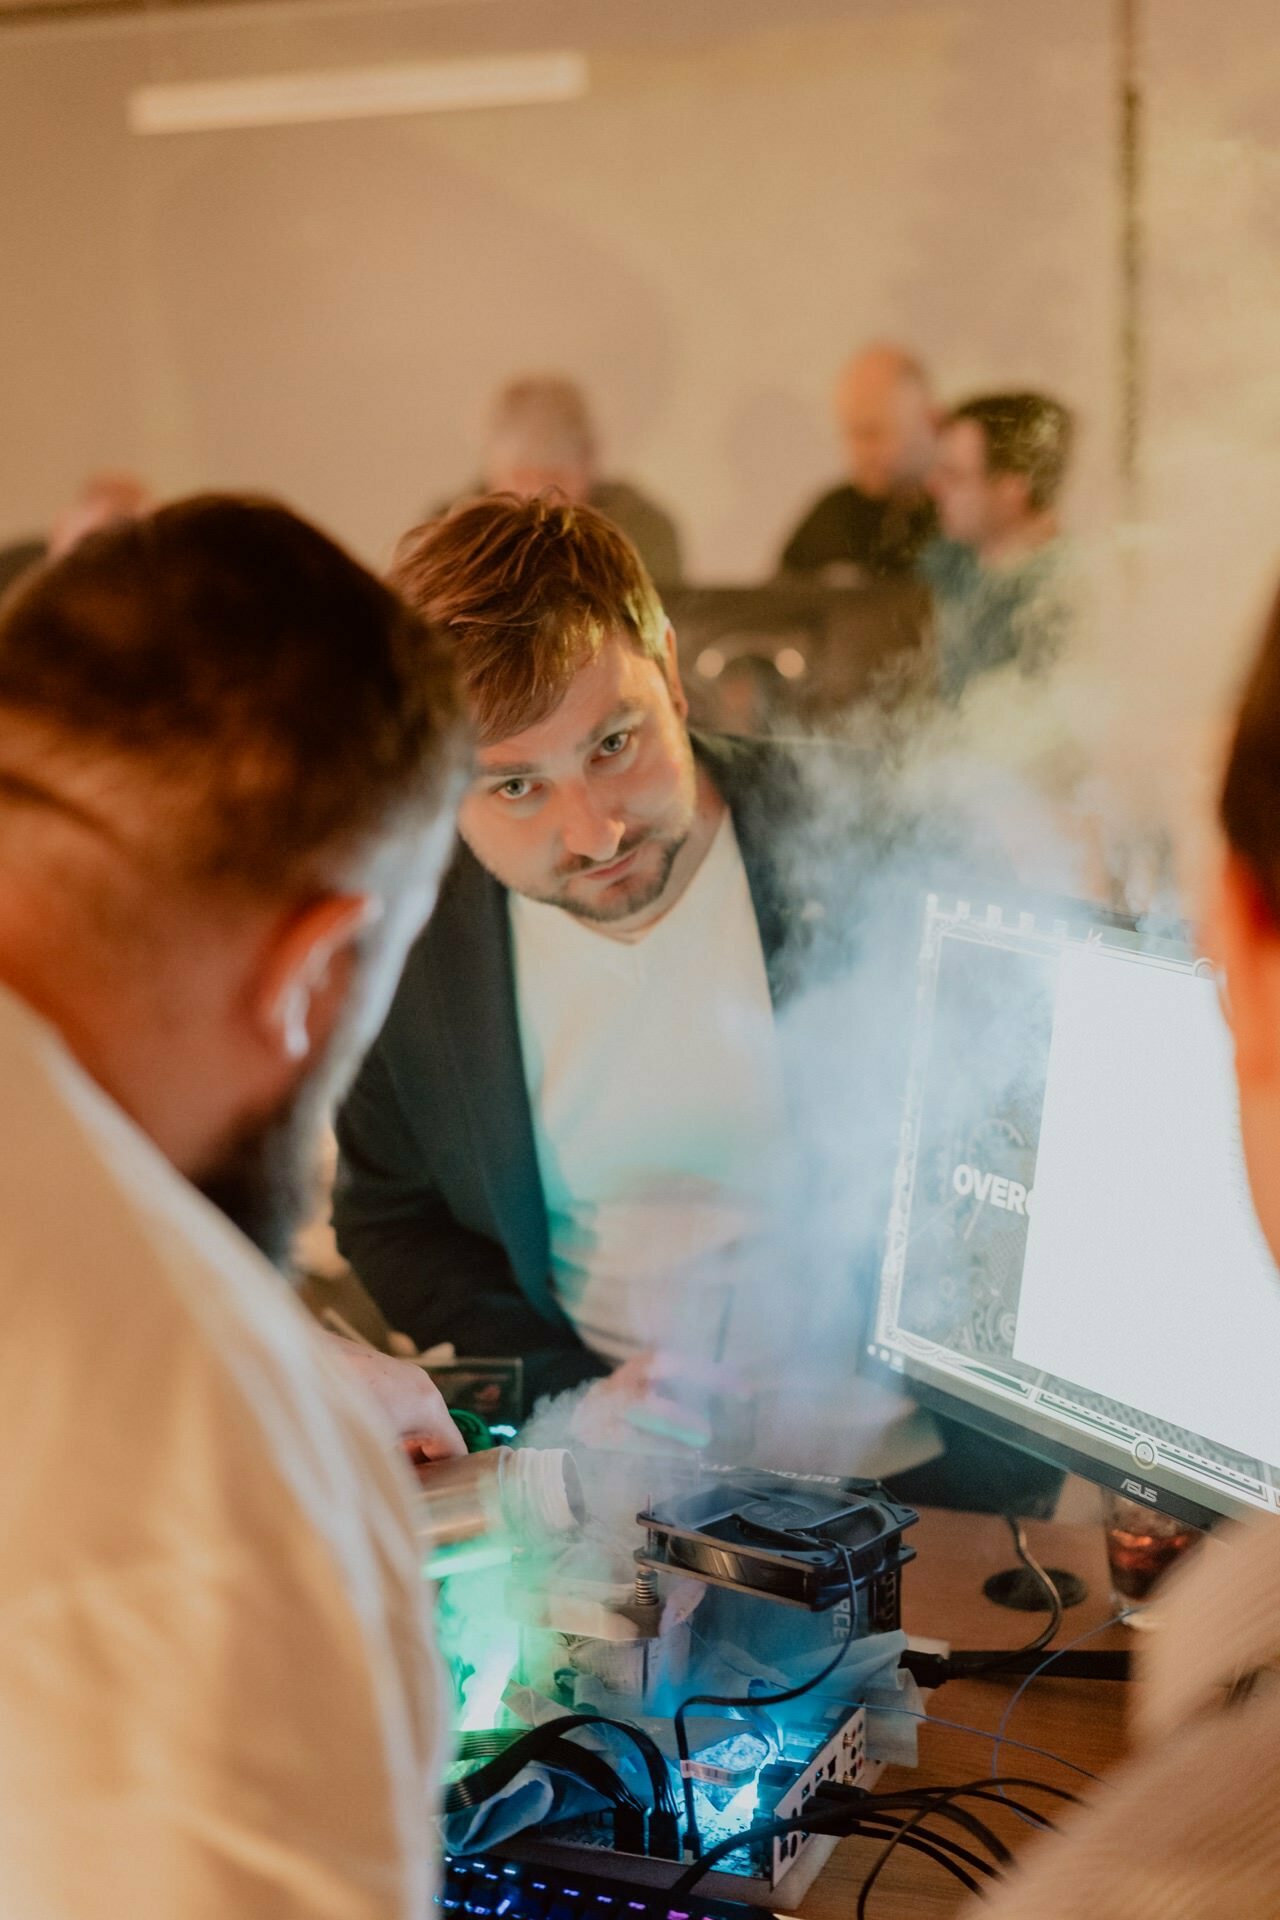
[437,1853,777,1920]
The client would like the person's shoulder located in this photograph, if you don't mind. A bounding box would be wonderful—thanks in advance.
[407,836,504,965]
[782,482,858,532]
[794,482,860,522]
[592,476,673,524]
[591,478,682,583]
[0,997,397,1540]
[917,536,975,594]
[777,484,868,573]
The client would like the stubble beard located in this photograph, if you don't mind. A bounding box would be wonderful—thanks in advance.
[195,1091,319,1271]
[538,829,688,926]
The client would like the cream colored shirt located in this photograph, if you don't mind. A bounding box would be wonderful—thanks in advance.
[0,985,446,1918]
[981,1515,1280,1919]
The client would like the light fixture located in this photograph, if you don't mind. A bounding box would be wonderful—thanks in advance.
[128,49,588,136]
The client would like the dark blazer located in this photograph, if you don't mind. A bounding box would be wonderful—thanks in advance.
[332,733,852,1402]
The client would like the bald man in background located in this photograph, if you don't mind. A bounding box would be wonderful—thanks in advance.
[778,343,939,581]
[0,468,155,596]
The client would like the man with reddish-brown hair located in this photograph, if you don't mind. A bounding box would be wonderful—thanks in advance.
[335,493,792,1422]
[333,495,1057,1504]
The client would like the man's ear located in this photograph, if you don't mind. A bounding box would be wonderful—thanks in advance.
[250,894,382,1068]
[661,622,689,722]
[1211,850,1280,1088]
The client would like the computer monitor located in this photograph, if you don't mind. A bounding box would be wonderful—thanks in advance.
[866,892,1280,1529]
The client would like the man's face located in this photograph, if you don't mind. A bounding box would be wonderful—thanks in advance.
[458,630,699,928]
[930,418,1000,546]
[835,370,935,498]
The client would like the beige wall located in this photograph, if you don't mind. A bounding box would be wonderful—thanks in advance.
[0,0,1117,575]
[0,0,1274,665]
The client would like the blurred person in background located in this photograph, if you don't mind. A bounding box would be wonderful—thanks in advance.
[924,391,1075,701]
[441,373,683,585]
[0,468,154,596]
[977,572,1280,1918]
[48,468,154,558]
[0,497,465,1917]
[777,343,939,581]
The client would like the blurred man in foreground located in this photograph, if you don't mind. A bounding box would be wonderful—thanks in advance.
[978,576,1280,1915]
[924,391,1075,700]
[444,373,683,584]
[777,343,939,581]
[0,497,464,1915]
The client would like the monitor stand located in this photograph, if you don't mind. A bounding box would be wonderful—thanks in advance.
[983,1564,1088,1611]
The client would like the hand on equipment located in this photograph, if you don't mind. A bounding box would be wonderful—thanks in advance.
[325,1335,468,1459]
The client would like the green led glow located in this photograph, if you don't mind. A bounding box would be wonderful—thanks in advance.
[458,1621,522,1731]
[425,1538,512,1582]
[432,1544,523,1736]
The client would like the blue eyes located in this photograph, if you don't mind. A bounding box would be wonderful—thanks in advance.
[597,731,631,758]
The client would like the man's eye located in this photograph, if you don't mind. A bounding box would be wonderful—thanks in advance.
[496,779,532,802]
[597,731,632,758]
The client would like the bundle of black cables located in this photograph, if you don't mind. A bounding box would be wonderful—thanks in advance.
[672,1542,861,1858]
[668,1774,1080,1915]
[445,1711,679,1851]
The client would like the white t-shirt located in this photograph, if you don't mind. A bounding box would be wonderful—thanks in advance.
[0,984,446,1919]
[510,813,786,1364]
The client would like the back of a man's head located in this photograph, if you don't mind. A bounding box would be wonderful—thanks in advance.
[0,494,460,907]
[392,492,667,745]
[947,392,1074,511]
[1223,578,1280,920]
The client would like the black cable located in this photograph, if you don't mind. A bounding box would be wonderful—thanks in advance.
[673,1542,859,1858]
[670,1774,1079,1898]
[830,1822,989,1896]
[445,1712,671,1817]
[1003,1515,1065,1654]
[824,1784,1056,1836]
[583,1712,678,1815]
[811,1803,1001,1885]
[882,1793,1013,1864]
[856,1798,945,1919]
[537,1737,645,1814]
[851,1776,1073,1918]
[670,1797,998,1901]
[676,1804,987,1901]
[901,1514,1070,1687]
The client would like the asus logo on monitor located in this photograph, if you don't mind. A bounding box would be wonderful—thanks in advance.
[1121,1478,1158,1503]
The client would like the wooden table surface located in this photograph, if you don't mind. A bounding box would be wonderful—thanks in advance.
[797,1504,1134,1920]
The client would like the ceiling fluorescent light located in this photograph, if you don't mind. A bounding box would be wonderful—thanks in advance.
[128,50,588,135]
